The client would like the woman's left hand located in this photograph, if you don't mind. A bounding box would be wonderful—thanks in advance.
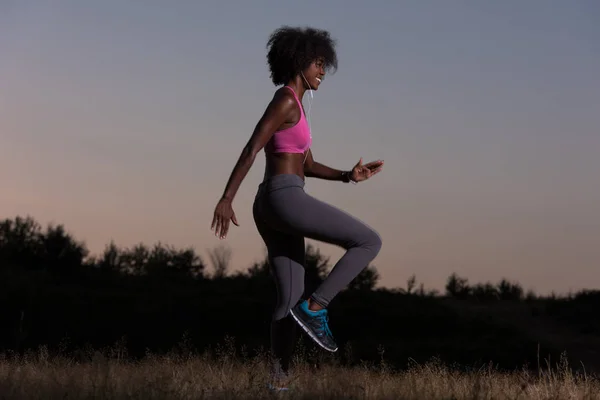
[351,158,384,182]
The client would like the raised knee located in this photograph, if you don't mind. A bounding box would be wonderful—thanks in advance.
[352,227,382,255]
[366,229,382,255]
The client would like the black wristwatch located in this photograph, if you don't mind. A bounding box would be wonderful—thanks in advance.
[341,171,357,184]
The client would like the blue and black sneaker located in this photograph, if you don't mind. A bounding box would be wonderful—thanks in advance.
[290,300,338,352]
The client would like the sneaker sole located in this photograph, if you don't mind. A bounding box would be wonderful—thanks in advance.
[266,383,289,392]
[289,308,338,352]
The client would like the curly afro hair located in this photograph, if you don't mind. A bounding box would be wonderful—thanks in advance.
[266,26,338,86]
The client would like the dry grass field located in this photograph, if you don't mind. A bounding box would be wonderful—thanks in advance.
[1,340,598,400]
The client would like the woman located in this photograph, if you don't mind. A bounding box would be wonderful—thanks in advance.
[211,26,383,386]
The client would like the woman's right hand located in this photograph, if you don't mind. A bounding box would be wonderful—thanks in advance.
[211,197,239,239]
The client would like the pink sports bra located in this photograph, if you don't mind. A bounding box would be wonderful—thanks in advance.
[264,86,312,155]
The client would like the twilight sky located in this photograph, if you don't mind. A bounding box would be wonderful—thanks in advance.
[1,1,599,295]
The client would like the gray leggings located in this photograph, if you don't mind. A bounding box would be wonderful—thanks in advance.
[253,173,382,315]
[253,173,382,372]
[253,174,381,372]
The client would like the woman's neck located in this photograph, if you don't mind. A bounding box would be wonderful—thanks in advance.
[286,76,307,99]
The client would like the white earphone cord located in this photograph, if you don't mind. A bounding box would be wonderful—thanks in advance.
[300,72,313,164]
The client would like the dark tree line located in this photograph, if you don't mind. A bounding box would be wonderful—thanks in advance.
[1,215,599,375]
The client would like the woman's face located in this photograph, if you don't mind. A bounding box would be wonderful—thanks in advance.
[302,58,326,91]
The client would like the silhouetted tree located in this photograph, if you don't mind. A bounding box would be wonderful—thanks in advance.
[143,242,204,279]
[446,273,471,299]
[471,282,499,302]
[0,216,44,269]
[208,244,232,279]
[101,242,205,278]
[525,289,537,302]
[96,241,124,272]
[347,264,380,291]
[573,289,600,303]
[119,243,151,275]
[497,278,524,301]
[42,223,88,275]
[0,216,88,275]
[245,258,270,280]
[169,246,205,279]
[392,274,419,295]
[406,274,417,294]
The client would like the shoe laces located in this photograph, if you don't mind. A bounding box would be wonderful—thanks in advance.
[316,312,333,338]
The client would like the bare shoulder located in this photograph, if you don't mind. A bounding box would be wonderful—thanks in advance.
[271,86,297,111]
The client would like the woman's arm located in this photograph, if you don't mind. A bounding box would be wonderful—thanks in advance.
[303,149,351,181]
[219,91,296,201]
[212,90,295,238]
[304,149,384,183]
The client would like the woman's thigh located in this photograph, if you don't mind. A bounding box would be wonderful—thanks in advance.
[263,186,381,250]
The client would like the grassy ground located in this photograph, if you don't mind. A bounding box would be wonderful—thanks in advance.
[1,343,598,399]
